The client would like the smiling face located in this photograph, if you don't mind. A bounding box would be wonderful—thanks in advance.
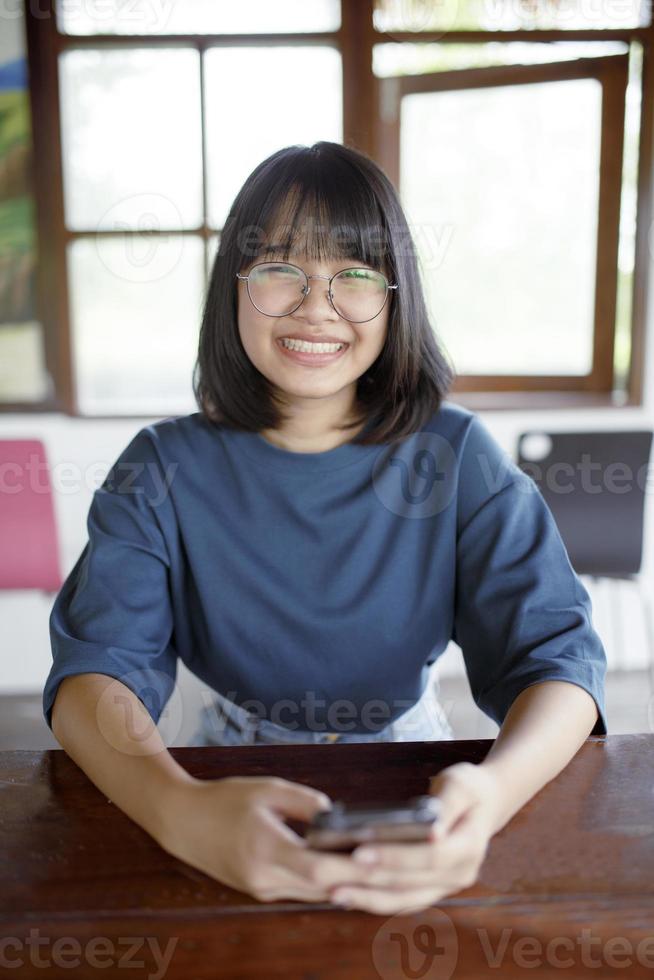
[237,247,391,420]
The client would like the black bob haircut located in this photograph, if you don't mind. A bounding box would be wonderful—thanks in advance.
[193,141,454,445]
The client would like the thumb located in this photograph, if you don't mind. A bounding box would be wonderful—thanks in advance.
[428,766,474,838]
[263,778,333,821]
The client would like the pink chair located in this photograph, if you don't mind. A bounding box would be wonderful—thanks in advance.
[0,440,62,592]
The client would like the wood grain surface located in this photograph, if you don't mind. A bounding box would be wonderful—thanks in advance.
[1,735,653,978]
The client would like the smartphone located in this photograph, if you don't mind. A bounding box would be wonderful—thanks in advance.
[304,795,441,852]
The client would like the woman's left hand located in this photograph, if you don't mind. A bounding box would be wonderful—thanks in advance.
[328,762,501,915]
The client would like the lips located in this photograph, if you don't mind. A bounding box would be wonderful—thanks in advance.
[277,334,350,345]
[275,337,349,366]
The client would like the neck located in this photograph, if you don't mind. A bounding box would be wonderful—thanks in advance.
[259,391,365,453]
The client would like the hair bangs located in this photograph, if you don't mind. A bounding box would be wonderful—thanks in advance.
[240,155,393,276]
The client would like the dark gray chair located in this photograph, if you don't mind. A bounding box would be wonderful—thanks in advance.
[516,430,653,682]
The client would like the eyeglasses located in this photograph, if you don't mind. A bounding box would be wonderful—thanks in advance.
[236,261,398,324]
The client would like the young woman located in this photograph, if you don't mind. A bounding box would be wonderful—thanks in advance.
[44,141,606,915]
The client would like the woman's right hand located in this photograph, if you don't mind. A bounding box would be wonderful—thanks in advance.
[155,774,373,904]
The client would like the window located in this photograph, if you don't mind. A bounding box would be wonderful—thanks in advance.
[377,52,630,396]
[9,0,654,414]
[23,2,344,416]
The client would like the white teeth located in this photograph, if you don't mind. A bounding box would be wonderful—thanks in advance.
[280,338,345,353]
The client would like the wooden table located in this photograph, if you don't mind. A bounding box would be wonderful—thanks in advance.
[1,735,653,979]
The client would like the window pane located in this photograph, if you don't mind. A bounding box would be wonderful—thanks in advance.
[59,48,203,231]
[0,324,49,402]
[69,236,204,414]
[374,40,630,77]
[373,0,647,32]
[58,0,341,35]
[204,47,342,228]
[400,78,601,375]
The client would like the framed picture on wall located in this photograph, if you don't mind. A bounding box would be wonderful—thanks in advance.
[0,7,48,404]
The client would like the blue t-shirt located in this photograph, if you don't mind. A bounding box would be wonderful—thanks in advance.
[43,401,608,737]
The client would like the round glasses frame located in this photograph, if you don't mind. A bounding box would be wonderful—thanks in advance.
[236,261,399,324]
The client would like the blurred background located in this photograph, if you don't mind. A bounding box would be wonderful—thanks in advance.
[1,0,654,746]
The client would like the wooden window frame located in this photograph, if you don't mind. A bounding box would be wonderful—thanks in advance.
[378,55,628,397]
[7,0,653,415]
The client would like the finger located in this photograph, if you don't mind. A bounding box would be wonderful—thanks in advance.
[330,884,444,915]
[350,840,438,871]
[254,801,378,890]
[250,872,338,904]
[266,837,449,903]
[348,866,440,890]
[281,841,397,891]
[278,841,441,896]
[258,777,332,821]
[253,845,382,904]
[278,813,482,889]
[314,838,477,895]
[257,804,319,850]
[238,816,360,904]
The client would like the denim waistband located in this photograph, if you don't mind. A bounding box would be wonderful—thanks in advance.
[211,688,394,742]
[196,678,454,744]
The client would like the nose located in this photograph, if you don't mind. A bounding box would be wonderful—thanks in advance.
[293,277,339,323]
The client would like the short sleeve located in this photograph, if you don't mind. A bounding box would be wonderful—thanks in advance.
[42,428,178,732]
[452,416,608,737]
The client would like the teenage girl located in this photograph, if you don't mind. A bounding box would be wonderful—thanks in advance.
[44,141,606,915]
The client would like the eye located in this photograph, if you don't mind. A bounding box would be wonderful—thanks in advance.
[336,269,386,288]
[256,263,302,278]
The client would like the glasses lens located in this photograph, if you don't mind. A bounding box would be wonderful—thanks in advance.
[331,269,389,322]
[248,263,306,316]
